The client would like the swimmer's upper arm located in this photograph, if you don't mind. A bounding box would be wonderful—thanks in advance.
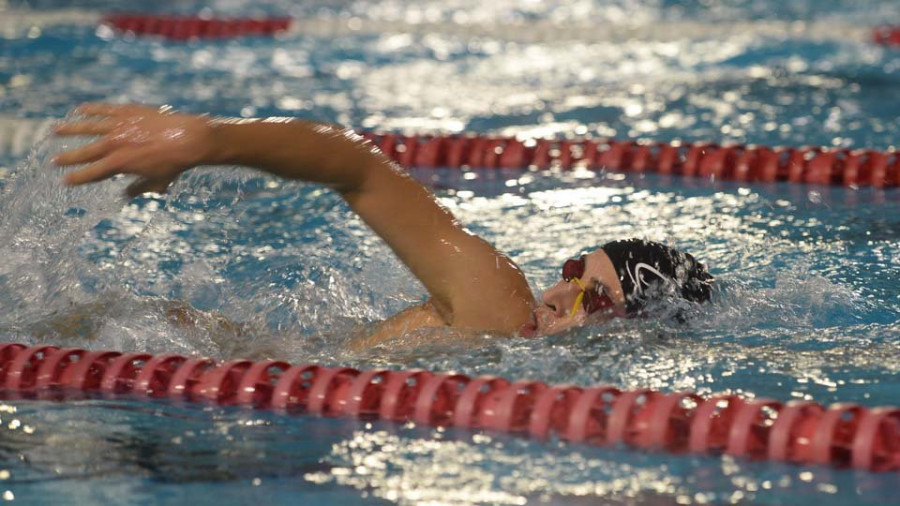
[342,157,535,333]
[202,119,532,331]
[52,108,534,332]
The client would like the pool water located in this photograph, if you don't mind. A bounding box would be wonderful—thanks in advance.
[2,0,900,504]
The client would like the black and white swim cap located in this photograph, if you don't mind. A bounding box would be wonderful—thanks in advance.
[600,239,713,316]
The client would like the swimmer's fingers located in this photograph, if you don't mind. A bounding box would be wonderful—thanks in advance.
[52,138,112,166]
[61,150,132,185]
[54,119,119,136]
[62,143,181,187]
[74,102,159,118]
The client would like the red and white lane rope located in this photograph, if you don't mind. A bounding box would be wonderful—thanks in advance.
[363,132,900,188]
[2,342,899,471]
[98,15,900,46]
[2,118,898,188]
[1,9,893,45]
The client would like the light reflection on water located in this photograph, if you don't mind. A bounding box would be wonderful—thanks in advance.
[1,397,897,505]
[3,0,900,503]
[2,133,900,504]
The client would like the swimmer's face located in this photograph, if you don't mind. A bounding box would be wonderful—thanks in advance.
[528,249,627,336]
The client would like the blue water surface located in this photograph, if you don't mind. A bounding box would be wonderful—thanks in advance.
[2,0,900,504]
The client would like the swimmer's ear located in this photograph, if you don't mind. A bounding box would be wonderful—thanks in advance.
[126,175,175,198]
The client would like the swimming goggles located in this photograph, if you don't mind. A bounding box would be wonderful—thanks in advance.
[562,256,615,318]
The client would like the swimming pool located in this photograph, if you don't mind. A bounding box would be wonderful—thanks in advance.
[2,0,900,503]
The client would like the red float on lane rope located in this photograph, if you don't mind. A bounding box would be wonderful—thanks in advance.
[873,26,900,46]
[1,342,898,472]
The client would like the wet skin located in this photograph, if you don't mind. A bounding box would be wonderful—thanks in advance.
[522,249,628,337]
[53,103,628,346]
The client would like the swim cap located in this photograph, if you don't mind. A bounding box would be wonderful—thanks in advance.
[600,239,713,316]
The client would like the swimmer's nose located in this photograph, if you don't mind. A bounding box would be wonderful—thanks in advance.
[541,281,575,317]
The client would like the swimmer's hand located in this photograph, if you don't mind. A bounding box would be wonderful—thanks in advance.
[53,103,216,197]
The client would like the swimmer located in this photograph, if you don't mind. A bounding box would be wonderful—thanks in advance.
[52,103,713,345]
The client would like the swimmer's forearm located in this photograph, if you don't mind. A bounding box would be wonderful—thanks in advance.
[206,119,386,192]
[54,104,394,198]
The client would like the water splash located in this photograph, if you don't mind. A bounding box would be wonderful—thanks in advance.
[0,118,424,361]
[0,116,130,328]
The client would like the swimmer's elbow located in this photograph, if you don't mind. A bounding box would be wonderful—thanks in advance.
[339,158,409,202]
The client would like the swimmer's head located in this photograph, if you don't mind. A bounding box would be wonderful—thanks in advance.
[600,238,713,317]
[527,239,713,336]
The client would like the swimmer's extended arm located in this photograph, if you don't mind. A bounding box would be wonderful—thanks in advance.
[54,104,535,334]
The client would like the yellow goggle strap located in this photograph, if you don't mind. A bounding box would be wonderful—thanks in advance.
[569,277,587,318]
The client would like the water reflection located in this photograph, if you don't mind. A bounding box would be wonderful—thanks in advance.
[3,0,900,503]
[2,398,897,505]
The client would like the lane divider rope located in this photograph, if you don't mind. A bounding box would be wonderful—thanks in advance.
[2,119,898,188]
[873,26,900,46]
[2,342,899,471]
[2,118,898,189]
[361,132,900,188]
[102,14,292,40]
[99,14,900,46]
[0,10,893,45]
